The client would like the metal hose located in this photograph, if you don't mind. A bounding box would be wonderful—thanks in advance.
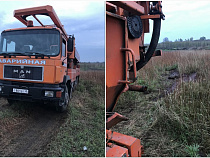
[136,18,161,70]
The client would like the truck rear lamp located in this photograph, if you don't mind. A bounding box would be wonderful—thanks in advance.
[45,91,54,97]
[56,91,62,98]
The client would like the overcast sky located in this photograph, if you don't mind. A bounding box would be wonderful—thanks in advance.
[1,1,210,61]
[0,1,105,62]
[145,1,210,43]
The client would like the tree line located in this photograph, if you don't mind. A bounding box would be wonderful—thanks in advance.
[156,36,210,50]
[80,62,105,71]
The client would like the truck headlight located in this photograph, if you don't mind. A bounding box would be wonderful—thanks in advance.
[0,86,2,92]
[45,91,54,97]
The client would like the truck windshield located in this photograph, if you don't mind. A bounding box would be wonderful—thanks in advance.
[0,29,60,57]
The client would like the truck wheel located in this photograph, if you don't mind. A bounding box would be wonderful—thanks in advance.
[73,81,76,91]
[77,76,79,84]
[72,81,75,92]
[56,86,69,112]
[74,78,78,89]
[69,82,73,99]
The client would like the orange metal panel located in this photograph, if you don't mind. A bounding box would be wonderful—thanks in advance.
[110,1,145,15]
[127,38,141,62]
[106,12,127,111]
[106,129,142,157]
[106,144,128,157]
[67,69,76,82]
[106,112,128,129]
[121,48,137,81]
[44,65,55,83]
[141,14,161,20]
[106,2,117,13]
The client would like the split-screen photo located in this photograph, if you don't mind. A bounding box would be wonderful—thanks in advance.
[0,1,209,157]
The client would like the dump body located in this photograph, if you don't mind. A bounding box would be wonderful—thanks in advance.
[0,5,80,111]
[106,1,164,156]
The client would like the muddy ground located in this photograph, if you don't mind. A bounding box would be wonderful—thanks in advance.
[0,99,67,157]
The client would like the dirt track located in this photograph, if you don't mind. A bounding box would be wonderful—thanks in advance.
[0,98,67,157]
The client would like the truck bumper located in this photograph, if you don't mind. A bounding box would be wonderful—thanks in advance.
[0,80,63,102]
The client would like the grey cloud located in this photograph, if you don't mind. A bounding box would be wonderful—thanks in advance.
[0,12,105,62]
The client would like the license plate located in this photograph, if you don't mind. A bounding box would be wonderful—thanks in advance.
[13,88,29,94]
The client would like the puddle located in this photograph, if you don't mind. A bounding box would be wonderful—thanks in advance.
[182,72,197,82]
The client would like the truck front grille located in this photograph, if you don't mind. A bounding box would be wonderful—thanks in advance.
[4,65,43,81]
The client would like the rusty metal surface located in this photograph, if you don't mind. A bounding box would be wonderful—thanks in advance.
[141,14,161,20]
[128,85,147,92]
[106,112,128,129]
[110,1,145,15]
[121,48,137,81]
[106,2,117,13]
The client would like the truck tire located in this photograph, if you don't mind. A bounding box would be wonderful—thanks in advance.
[74,76,79,89]
[69,82,73,99]
[77,76,79,84]
[72,81,75,92]
[56,86,69,112]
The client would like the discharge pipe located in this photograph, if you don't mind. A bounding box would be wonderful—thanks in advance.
[128,85,147,92]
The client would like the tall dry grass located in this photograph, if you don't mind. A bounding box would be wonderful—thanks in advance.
[116,50,210,156]
[48,70,105,157]
[80,71,105,87]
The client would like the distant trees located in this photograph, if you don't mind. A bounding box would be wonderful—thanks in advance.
[80,62,105,71]
[200,36,206,41]
[163,37,169,42]
[157,36,210,50]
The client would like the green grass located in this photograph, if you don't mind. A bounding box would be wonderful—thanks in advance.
[0,71,105,157]
[46,72,105,157]
[0,109,19,119]
[0,101,32,119]
[185,144,200,157]
[164,63,178,71]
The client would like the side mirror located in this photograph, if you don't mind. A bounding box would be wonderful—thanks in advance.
[67,36,74,52]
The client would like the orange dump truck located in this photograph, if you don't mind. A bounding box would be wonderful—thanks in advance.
[0,5,80,112]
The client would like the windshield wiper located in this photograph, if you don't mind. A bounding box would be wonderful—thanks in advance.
[0,52,50,58]
[24,52,50,58]
[0,52,27,57]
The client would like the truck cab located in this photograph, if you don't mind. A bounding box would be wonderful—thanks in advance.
[0,5,80,112]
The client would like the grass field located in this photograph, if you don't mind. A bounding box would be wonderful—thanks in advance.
[46,70,105,157]
[0,70,105,157]
[113,50,210,156]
